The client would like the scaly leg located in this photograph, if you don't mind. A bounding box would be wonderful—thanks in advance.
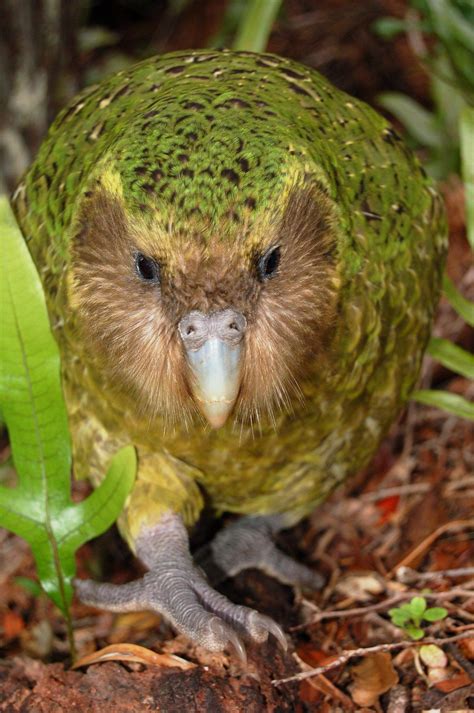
[197,514,324,589]
[75,512,286,657]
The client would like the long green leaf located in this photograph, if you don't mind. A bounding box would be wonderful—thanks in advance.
[233,0,282,52]
[443,274,474,326]
[412,389,474,420]
[427,0,474,52]
[0,197,136,625]
[460,106,474,249]
[428,336,474,379]
[378,92,445,148]
[431,53,465,146]
[372,16,407,39]
[0,204,72,506]
[0,197,71,613]
[59,446,136,554]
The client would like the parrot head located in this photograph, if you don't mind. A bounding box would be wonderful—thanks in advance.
[69,137,340,430]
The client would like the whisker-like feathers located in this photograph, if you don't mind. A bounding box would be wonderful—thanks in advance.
[69,178,338,434]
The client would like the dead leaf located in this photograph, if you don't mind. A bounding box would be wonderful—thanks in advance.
[419,644,448,670]
[3,610,24,639]
[432,671,472,693]
[305,673,355,710]
[299,680,323,706]
[336,573,385,601]
[295,649,354,709]
[350,652,399,707]
[296,644,339,669]
[108,611,161,642]
[72,643,196,670]
[459,637,474,661]
[428,666,453,684]
[376,495,400,525]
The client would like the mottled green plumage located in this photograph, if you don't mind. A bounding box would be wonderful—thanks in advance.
[13,49,447,548]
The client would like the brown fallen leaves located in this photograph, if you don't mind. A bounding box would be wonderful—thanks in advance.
[349,652,398,707]
[72,642,196,671]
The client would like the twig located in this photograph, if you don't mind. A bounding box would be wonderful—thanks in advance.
[447,642,474,681]
[444,476,474,493]
[272,631,474,686]
[293,588,474,628]
[360,483,429,502]
[365,612,405,639]
[450,606,474,623]
[388,519,474,575]
[293,653,355,709]
[396,565,474,584]
[447,622,474,632]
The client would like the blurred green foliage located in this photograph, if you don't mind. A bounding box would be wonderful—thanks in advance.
[210,0,282,51]
[374,1,474,420]
[375,0,474,181]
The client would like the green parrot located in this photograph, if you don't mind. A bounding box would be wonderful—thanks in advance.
[12,49,447,655]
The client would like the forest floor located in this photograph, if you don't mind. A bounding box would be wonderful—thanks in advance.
[1,0,473,711]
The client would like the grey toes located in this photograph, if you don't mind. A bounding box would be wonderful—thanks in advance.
[74,570,284,657]
[205,519,324,590]
[192,577,287,649]
[191,574,286,648]
[74,577,147,613]
[74,515,290,657]
[266,554,324,590]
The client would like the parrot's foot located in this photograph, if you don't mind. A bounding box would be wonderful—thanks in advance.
[197,515,324,589]
[74,513,286,657]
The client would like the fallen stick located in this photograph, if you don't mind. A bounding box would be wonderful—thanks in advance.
[272,629,474,686]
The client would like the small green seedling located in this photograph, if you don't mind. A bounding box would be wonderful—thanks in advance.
[389,596,448,640]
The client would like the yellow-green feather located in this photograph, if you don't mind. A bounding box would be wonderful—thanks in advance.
[12,50,447,546]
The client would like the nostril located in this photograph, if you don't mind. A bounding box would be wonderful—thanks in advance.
[179,309,246,347]
[217,310,247,342]
[178,311,209,348]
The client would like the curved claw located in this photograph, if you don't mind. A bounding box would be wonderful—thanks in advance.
[209,617,247,663]
[249,612,288,651]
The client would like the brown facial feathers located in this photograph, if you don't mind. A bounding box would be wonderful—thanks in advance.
[237,185,339,426]
[69,181,339,430]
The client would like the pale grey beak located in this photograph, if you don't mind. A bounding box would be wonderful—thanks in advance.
[186,338,242,428]
[179,309,246,428]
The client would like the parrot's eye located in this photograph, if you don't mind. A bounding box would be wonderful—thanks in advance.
[135,253,160,283]
[257,246,281,281]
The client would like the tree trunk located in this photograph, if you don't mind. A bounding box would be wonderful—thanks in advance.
[0,0,82,192]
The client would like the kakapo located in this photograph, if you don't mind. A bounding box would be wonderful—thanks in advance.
[12,49,447,653]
